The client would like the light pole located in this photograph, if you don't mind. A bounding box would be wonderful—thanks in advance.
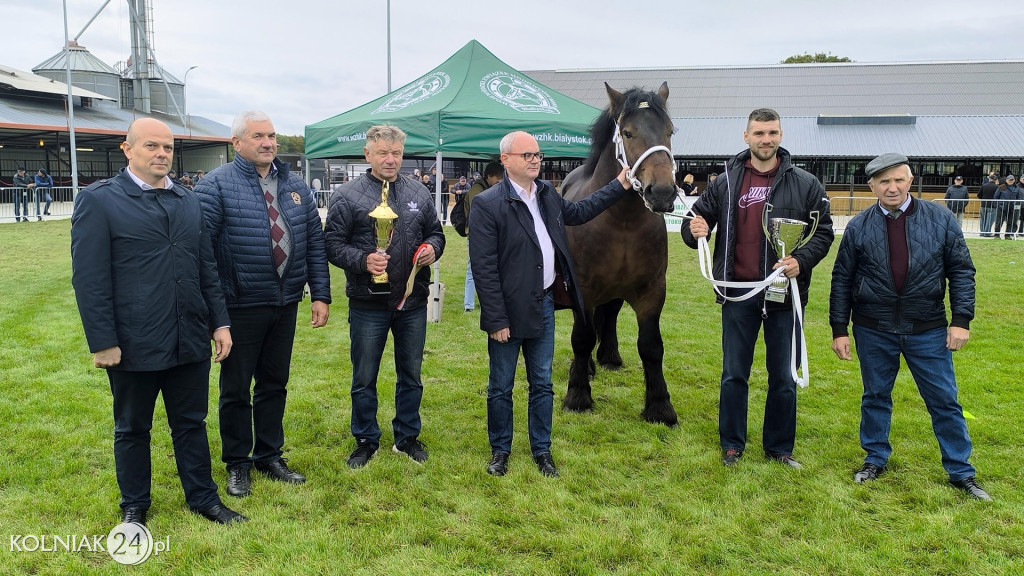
[184,65,198,133]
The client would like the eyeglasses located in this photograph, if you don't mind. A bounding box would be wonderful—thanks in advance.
[509,151,544,162]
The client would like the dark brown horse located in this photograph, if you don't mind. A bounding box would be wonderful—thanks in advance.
[560,82,679,425]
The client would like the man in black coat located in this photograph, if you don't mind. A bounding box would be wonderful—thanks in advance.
[680,108,834,469]
[829,153,990,501]
[71,118,247,525]
[977,174,999,237]
[469,131,630,478]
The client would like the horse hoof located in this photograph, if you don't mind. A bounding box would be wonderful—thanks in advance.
[563,391,594,413]
[642,402,678,427]
[596,350,623,370]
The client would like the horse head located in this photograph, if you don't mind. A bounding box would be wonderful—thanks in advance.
[605,82,677,214]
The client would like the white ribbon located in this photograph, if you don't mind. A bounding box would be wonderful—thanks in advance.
[683,200,811,388]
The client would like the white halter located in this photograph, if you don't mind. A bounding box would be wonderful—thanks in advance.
[613,117,675,208]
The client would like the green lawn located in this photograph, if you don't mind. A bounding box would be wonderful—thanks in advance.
[1,220,1022,575]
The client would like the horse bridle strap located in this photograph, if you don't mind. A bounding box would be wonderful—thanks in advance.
[612,120,675,196]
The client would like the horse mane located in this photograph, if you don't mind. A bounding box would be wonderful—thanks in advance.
[582,86,671,174]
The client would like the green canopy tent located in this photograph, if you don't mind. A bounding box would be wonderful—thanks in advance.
[305,39,601,321]
[305,39,600,160]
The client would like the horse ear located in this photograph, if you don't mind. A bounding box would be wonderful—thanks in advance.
[657,81,670,102]
[605,83,625,114]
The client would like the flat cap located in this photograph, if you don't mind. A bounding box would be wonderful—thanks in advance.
[865,153,909,178]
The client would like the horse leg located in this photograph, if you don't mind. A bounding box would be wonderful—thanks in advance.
[635,300,678,426]
[594,299,624,370]
[564,309,597,413]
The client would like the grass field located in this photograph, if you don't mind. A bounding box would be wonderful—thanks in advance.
[1,220,1022,575]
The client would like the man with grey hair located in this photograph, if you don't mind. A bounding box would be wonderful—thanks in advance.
[195,110,332,497]
[324,124,445,469]
[829,153,990,500]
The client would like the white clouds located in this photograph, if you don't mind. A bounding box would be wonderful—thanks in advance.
[4,0,1022,134]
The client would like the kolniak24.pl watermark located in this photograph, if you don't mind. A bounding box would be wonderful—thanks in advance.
[11,523,169,565]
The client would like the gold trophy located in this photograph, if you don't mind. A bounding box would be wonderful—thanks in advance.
[762,211,818,303]
[368,180,398,286]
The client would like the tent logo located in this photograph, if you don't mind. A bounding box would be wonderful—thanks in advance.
[373,72,451,114]
[480,72,560,114]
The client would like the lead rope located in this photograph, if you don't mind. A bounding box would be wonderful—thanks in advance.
[672,165,809,388]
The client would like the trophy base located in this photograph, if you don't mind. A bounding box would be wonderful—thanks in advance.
[764,287,788,303]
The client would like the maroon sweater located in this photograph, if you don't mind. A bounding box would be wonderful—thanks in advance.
[885,197,915,294]
[733,159,778,280]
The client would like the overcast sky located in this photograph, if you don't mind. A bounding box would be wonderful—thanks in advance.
[5,0,1023,135]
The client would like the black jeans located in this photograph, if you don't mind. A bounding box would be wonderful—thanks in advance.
[218,303,298,468]
[108,359,220,511]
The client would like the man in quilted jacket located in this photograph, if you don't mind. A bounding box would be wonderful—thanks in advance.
[324,124,445,469]
[829,152,990,501]
[196,111,331,498]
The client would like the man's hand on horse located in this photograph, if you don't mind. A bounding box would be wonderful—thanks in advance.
[615,166,633,190]
[689,215,709,238]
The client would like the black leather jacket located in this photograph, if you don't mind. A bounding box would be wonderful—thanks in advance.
[324,173,445,310]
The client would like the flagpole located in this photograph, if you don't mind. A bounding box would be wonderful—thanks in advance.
[62,0,80,199]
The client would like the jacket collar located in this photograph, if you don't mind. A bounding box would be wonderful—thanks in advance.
[500,177,552,203]
[233,154,290,180]
[117,167,185,197]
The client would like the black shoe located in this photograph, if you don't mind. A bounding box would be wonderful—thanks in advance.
[767,453,803,469]
[190,503,249,524]
[950,477,992,501]
[853,462,886,483]
[37,217,42,221]
[44,210,50,215]
[722,448,743,466]
[121,506,147,526]
[226,465,252,497]
[393,438,429,463]
[486,451,510,476]
[534,452,559,478]
[347,440,378,469]
[254,457,306,484]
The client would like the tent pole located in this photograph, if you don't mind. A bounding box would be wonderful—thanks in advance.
[430,148,443,322]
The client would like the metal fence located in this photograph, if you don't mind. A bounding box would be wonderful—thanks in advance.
[2,188,1022,239]
[830,197,1023,238]
[0,187,75,222]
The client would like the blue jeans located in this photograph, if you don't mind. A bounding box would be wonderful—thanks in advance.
[13,189,28,220]
[852,324,975,481]
[719,297,798,457]
[349,306,427,448]
[486,292,555,456]
[34,188,51,216]
[464,256,475,311]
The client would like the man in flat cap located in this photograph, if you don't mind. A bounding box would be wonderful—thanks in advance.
[829,153,991,500]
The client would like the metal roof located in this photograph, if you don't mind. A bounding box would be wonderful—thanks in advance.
[0,95,230,148]
[33,43,119,76]
[670,115,1024,158]
[0,64,114,101]
[524,60,1024,117]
